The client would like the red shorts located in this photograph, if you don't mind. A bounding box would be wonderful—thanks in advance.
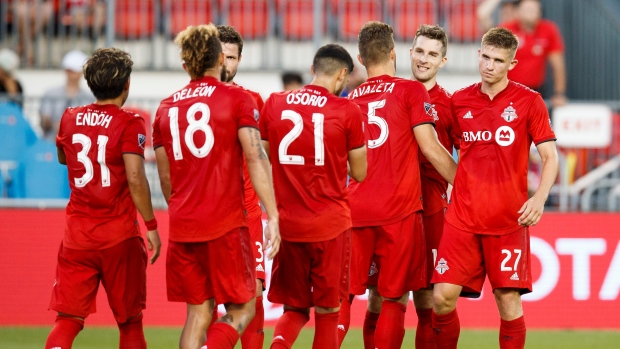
[424,209,446,287]
[431,222,533,297]
[248,215,266,284]
[350,212,426,298]
[49,237,147,323]
[268,231,348,309]
[166,227,256,305]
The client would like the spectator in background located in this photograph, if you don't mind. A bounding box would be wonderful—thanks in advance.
[281,71,303,91]
[39,50,95,140]
[500,0,567,107]
[0,48,24,107]
[13,0,54,65]
[477,0,519,31]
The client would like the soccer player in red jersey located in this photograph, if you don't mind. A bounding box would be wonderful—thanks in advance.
[46,48,161,349]
[260,44,367,349]
[216,24,267,349]
[343,21,458,349]
[152,25,280,349]
[431,27,559,349]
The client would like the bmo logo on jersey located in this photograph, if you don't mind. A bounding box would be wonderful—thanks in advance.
[462,125,515,146]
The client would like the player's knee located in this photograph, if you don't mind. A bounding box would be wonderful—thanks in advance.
[255,280,264,297]
[432,288,457,312]
[493,288,521,308]
[367,289,382,313]
[413,288,434,309]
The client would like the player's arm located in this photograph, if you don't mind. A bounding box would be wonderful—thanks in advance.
[123,153,161,264]
[476,0,502,31]
[348,145,367,182]
[154,147,172,204]
[414,124,457,185]
[239,126,280,259]
[517,141,559,226]
[548,52,567,107]
[56,148,66,165]
[261,141,271,161]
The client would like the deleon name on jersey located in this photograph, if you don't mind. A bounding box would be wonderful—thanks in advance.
[76,111,113,128]
[349,82,395,99]
[173,85,217,102]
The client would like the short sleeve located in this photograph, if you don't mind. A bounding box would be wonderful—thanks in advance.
[346,102,366,150]
[236,90,259,130]
[407,82,435,128]
[55,110,68,149]
[449,98,462,149]
[546,21,564,54]
[152,106,163,149]
[527,94,556,145]
[259,96,273,141]
[253,92,265,112]
[121,117,146,157]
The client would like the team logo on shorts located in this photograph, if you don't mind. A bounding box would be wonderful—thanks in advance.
[435,258,449,275]
[138,134,146,149]
[369,261,378,277]
[501,104,518,122]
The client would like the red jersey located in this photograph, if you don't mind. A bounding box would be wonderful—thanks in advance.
[152,76,259,242]
[260,85,365,242]
[446,81,556,235]
[501,20,565,89]
[233,82,264,220]
[419,83,455,217]
[347,75,434,227]
[56,103,145,250]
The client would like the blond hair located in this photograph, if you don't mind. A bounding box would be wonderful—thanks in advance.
[175,24,221,80]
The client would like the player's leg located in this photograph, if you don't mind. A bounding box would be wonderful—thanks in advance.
[182,300,215,349]
[310,232,346,349]
[374,213,425,349]
[241,215,267,349]
[336,230,353,347]
[482,228,532,349]
[363,285,382,349]
[46,243,99,349]
[431,223,486,349]
[268,239,312,349]
[99,237,149,349]
[337,294,354,347]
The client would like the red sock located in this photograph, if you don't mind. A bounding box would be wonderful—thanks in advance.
[313,311,339,349]
[337,295,353,347]
[499,316,526,349]
[374,301,406,349]
[415,308,436,349]
[240,296,265,349]
[206,322,239,349]
[270,309,309,349]
[118,313,146,349]
[45,315,84,349]
[362,310,379,349]
[432,309,460,349]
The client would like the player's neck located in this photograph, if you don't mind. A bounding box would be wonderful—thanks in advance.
[417,77,437,91]
[366,61,396,79]
[201,67,221,81]
[94,97,124,108]
[481,78,509,100]
[310,76,337,95]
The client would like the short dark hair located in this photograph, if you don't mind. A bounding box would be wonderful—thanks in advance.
[313,44,354,76]
[281,71,303,85]
[83,48,133,100]
[482,27,519,57]
[175,24,221,80]
[413,25,448,57]
[358,21,394,67]
[217,25,243,56]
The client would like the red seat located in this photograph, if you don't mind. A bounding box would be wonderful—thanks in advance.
[115,0,156,39]
[443,0,483,42]
[336,0,383,41]
[278,0,316,40]
[391,0,438,42]
[223,0,270,39]
[168,0,215,37]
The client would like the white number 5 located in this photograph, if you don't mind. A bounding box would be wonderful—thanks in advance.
[500,249,522,271]
[367,100,388,148]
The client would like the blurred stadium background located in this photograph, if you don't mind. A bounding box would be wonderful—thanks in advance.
[1,0,619,347]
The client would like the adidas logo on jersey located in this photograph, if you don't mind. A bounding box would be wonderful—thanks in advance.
[510,272,519,281]
[463,111,473,119]
[256,264,264,272]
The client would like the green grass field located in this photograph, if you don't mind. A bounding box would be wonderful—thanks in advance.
[1,327,619,348]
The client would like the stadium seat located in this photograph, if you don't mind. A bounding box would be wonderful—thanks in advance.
[223,0,270,39]
[21,139,70,199]
[167,0,215,37]
[390,0,438,42]
[335,0,384,41]
[441,0,484,43]
[277,0,331,40]
[0,102,37,198]
[115,0,156,39]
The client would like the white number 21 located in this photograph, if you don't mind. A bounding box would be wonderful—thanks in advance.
[278,110,325,166]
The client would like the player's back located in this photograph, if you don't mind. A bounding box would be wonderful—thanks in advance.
[260,85,365,242]
[57,103,145,250]
[153,76,259,242]
[347,75,433,227]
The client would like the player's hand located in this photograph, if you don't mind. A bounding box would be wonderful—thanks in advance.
[146,229,162,264]
[263,217,281,260]
[517,195,546,227]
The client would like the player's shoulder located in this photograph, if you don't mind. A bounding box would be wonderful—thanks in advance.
[393,76,426,91]
[433,84,453,101]
[451,82,480,101]
[508,81,541,99]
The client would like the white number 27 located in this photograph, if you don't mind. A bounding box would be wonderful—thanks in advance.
[501,249,522,271]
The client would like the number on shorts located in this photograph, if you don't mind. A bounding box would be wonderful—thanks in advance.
[367,100,388,148]
[255,241,264,263]
[500,249,522,271]
[168,102,215,160]
[278,110,325,166]
[432,248,438,266]
[72,134,110,188]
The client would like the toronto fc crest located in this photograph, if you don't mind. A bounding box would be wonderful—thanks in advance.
[501,104,518,122]
[435,258,449,275]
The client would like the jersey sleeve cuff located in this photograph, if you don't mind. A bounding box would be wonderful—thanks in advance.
[238,124,260,131]
[349,143,366,151]
[534,138,557,146]
[121,151,145,159]
[412,121,436,129]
